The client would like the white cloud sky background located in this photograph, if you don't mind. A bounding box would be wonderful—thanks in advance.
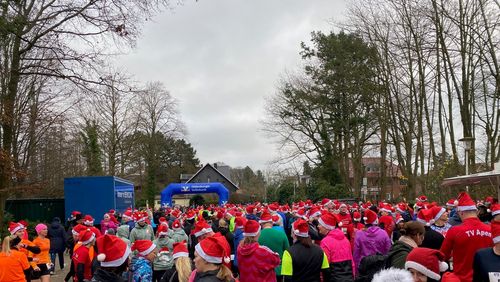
[116,0,347,170]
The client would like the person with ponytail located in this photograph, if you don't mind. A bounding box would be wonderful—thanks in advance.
[0,235,32,281]
[192,236,234,282]
[31,223,52,282]
[161,241,193,282]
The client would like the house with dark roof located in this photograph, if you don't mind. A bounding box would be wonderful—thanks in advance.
[186,163,239,192]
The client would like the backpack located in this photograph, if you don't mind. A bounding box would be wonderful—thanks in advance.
[355,253,388,282]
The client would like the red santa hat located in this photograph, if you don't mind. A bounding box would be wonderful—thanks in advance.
[292,219,309,237]
[295,208,308,220]
[271,214,280,224]
[8,222,24,235]
[490,204,500,216]
[318,213,339,230]
[456,192,477,211]
[380,203,392,213]
[259,211,273,224]
[363,209,378,225]
[234,216,247,229]
[132,240,157,256]
[194,236,230,264]
[245,205,255,214]
[395,213,403,224]
[96,234,131,267]
[441,272,461,282]
[79,229,96,245]
[171,210,181,219]
[416,195,428,202]
[172,241,189,259]
[405,248,448,280]
[396,203,408,213]
[71,224,86,236]
[243,220,261,237]
[353,212,361,222]
[492,220,500,244]
[428,206,446,223]
[446,199,456,207]
[185,210,196,220]
[71,211,82,217]
[268,203,279,212]
[417,209,433,226]
[191,219,213,238]
[321,198,332,206]
[172,220,182,230]
[83,215,94,226]
[157,224,169,236]
[308,206,322,218]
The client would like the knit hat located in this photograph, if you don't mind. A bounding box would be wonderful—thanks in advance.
[172,220,182,230]
[492,220,500,244]
[191,219,213,238]
[35,223,47,234]
[234,216,247,229]
[318,213,339,230]
[8,222,24,235]
[79,229,96,245]
[96,234,131,267]
[491,204,500,216]
[243,220,261,237]
[456,192,477,211]
[194,236,230,264]
[372,268,413,282]
[259,211,273,224]
[157,224,169,236]
[83,215,94,226]
[363,209,378,225]
[172,241,189,259]
[405,248,448,280]
[132,240,157,256]
[292,219,309,237]
[353,212,361,222]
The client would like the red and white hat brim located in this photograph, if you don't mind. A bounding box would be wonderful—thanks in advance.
[259,219,273,224]
[81,233,96,245]
[195,243,222,264]
[318,218,334,230]
[139,243,157,256]
[10,225,23,235]
[493,235,500,244]
[293,228,309,238]
[380,208,391,213]
[405,261,440,280]
[194,227,212,238]
[243,226,261,237]
[433,208,446,222]
[159,231,169,236]
[456,205,477,212]
[101,246,131,268]
[492,210,500,216]
[84,220,94,226]
[172,252,189,259]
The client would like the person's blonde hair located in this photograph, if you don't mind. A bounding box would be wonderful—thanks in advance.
[1,236,11,256]
[240,235,258,246]
[216,264,234,282]
[175,256,192,282]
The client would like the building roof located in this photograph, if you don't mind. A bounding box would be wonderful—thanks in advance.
[186,163,239,191]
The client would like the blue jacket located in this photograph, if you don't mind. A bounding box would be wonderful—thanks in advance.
[130,257,153,282]
[233,228,244,267]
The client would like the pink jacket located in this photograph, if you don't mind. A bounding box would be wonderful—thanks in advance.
[320,228,355,276]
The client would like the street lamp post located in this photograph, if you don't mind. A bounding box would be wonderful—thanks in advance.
[459,137,475,193]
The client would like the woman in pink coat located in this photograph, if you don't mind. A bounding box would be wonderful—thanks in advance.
[100,213,117,235]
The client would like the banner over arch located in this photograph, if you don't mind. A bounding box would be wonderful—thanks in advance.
[160,182,229,206]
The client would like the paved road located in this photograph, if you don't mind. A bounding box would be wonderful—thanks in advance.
[48,253,70,282]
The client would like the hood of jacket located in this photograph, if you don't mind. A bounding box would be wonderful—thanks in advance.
[365,226,384,237]
[155,237,172,248]
[326,228,346,240]
[50,222,62,230]
[388,240,413,256]
[117,225,130,238]
[238,242,259,257]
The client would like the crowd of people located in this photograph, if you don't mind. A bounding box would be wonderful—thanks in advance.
[0,191,499,282]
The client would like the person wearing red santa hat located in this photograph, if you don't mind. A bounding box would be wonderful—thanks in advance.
[440,192,493,282]
[152,224,174,281]
[130,212,155,243]
[491,203,500,221]
[404,247,448,282]
[100,213,118,235]
[415,208,444,251]
[193,236,234,282]
[161,241,192,282]
[92,234,131,282]
[72,229,96,282]
[130,239,158,282]
[257,210,289,279]
[83,215,102,238]
[8,221,41,269]
[473,220,500,282]
[237,220,280,282]
[191,218,232,270]
[170,219,188,244]
[352,212,365,231]
[317,213,354,281]
[353,209,392,272]
[281,219,331,282]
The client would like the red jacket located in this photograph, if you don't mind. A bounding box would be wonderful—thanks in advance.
[237,242,280,282]
[440,217,493,282]
[378,215,394,237]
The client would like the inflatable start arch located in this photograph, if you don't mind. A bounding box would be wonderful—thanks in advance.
[160,182,229,206]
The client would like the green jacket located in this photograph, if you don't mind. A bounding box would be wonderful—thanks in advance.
[153,237,174,270]
[386,240,413,269]
[117,225,131,246]
[130,223,154,243]
[170,228,189,244]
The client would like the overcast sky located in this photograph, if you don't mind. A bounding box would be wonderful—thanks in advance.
[117,0,347,171]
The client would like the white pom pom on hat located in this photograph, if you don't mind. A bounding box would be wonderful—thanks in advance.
[97,253,106,262]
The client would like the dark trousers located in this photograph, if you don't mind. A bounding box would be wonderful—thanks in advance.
[50,252,65,271]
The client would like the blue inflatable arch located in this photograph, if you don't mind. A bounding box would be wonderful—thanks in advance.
[160,182,229,206]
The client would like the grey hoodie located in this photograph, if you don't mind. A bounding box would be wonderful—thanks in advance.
[130,222,154,243]
[117,225,131,246]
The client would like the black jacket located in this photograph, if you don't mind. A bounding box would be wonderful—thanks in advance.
[283,242,331,282]
[421,226,444,250]
[91,268,126,282]
[48,220,67,253]
[193,269,234,282]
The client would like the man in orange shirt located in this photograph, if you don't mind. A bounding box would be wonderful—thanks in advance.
[0,235,31,282]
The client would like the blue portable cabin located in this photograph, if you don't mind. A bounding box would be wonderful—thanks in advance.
[64,176,134,221]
